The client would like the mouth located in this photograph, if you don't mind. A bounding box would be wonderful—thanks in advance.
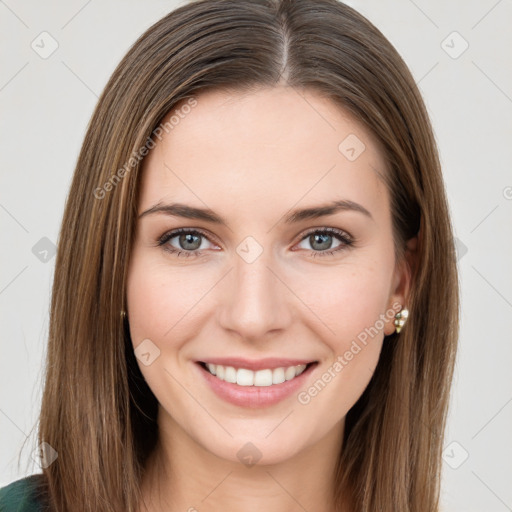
[197,360,317,387]
[194,359,318,408]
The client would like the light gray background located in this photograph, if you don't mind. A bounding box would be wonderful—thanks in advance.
[1,1,511,510]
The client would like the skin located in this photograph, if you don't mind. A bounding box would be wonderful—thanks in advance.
[126,86,416,512]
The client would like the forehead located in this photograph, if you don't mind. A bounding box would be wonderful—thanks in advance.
[138,86,389,226]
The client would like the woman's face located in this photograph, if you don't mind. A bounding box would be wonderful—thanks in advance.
[126,86,411,466]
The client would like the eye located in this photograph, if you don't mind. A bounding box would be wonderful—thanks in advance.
[157,226,354,259]
[295,227,354,257]
[157,228,217,258]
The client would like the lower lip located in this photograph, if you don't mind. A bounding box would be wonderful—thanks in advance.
[195,362,317,408]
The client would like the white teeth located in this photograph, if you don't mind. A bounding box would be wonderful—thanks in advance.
[272,367,285,384]
[204,363,309,386]
[224,366,237,384]
[237,368,254,386]
[285,366,296,381]
[254,369,273,387]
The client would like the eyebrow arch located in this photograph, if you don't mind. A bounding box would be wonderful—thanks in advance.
[138,199,373,225]
[283,199,373,223]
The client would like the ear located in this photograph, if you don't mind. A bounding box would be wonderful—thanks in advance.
[383,236,418,336]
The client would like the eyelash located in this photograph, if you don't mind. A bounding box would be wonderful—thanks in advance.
[156,227,354,259]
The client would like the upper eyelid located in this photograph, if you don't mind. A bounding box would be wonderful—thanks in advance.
[299,226,352,239]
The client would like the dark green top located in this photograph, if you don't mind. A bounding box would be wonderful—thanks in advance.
[0,474,45,511]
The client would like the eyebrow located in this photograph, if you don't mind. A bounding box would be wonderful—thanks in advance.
[139,199,373,225]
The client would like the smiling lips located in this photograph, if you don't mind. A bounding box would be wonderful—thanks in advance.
[196,357,318,407]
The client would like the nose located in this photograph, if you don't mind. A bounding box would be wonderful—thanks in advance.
[217,248,293,342]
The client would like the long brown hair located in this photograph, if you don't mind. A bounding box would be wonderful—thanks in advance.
[28,0,459,510]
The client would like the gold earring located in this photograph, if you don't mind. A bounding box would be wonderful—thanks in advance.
[120,310,127,319]
[394,307,409,333]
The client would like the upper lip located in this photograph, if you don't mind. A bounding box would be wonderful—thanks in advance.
[198,357,317,371]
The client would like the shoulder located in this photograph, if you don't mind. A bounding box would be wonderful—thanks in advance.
[0,474,46,511]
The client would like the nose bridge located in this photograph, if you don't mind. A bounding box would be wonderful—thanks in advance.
[217,243,291,340]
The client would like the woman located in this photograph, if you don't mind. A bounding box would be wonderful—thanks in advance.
[0,0,459,510]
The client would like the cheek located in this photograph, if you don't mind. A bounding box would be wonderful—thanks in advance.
[126,253,208,346]
[299,339,382,421]
[125,254,207,410]
[291,262,391,409]
[294,260,393,345]
[294,275,388,416]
